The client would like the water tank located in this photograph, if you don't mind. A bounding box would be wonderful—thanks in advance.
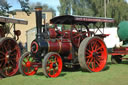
[117,21,128,41]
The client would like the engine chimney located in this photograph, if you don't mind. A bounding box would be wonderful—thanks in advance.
[35,6,43,39]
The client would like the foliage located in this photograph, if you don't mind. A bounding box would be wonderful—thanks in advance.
[86,0,128,26]
[0,0,31,16]
[58,0,128,26]
[29,2,56,17]
[18,0,31,16]
[0,0,12,16]
[58,0,93,16]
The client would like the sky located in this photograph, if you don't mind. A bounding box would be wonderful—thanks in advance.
[7,0,128,16]
[7,0,60,15]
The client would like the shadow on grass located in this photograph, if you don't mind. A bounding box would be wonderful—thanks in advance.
[107,61,128,65]
[36,72,44,76]
[102,65,110,71]
[107,62,112,65]
[35,72,67,77]
[121,61,128,64]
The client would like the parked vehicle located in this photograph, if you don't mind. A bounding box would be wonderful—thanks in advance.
[19,6,114,78]
[0,16,28,77]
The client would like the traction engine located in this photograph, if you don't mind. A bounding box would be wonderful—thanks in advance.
[19,6,114,78]
[0,16,28,77]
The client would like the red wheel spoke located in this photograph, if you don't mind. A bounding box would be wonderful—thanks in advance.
[0,58,5,61]
[54,57,57,63]
[96,46,103,51]
[95,60,100,67]
[0,51,5,55]
[86,51,91,56]
[11,47,17,52]
[4,44,7,51]
[87,57,93,66]
[92,59,95,70]
[86,49,92,54]
[53,69,55,75]
[23,59,27,63]
[10,53,16,57]
[5,69,8,75]
[10,58,16,60]
[86,58,90,63]
[22,64,26,67]
[10,60,16,67]
[28,67,30,72]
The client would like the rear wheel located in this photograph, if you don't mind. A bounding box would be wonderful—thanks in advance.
[78,37,108,72]
[0,37,20,77]
[111,55,122,64]
[42,52,63,78]
[19,52,38,76]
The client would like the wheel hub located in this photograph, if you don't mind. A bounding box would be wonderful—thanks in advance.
[93,52,97,57]
[26,62,31,67]
[53,63,56,68]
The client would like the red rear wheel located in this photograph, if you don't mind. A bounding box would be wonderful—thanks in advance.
[19,52,38,76]
[78,37,107,72]
[0,37,20,77]
[43,52,62,78]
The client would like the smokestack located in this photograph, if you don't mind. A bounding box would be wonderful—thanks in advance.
[35,6,43,39]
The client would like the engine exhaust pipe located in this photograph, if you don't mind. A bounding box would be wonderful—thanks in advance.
[35,6,43,39]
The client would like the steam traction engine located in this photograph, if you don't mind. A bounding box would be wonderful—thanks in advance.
[19,6,114,78]
[0,16,28,77]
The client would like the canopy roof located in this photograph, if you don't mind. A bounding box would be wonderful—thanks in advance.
[0,16,28,25]
[50,15,114,25]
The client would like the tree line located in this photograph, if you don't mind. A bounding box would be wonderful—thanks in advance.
[58,0,128,26]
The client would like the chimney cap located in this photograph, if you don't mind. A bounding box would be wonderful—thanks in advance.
[35,6,42,11]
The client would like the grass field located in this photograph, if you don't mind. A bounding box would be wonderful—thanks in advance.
[0,55,128,85]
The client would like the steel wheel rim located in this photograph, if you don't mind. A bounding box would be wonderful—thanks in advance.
[85,38,107,72]
[45,54,62,78]
[21,53,38,76]
[0,38,20,77]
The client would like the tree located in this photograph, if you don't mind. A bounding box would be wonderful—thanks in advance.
[29,2,56,17]
[58,0,71,15]
[0,0,12,16]
[86,0,128,26]
[0,0,30,16]
[58,0,93,16]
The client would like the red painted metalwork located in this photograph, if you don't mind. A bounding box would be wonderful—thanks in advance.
[31,41,39,53]
[49,28,57,38]
[48,39,72,55]
[43,52,62,78]
[0,38,20,77]
[71,25,91,48]
[109,47,128,56]
[19,52,38,76]
[84,38,107,72]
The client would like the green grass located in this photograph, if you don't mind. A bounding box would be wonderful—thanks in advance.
[1,55,128,85]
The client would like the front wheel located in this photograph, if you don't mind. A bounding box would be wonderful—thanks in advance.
[42,52,63,78]
[78,37,108,72]
[18,52,38,76]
